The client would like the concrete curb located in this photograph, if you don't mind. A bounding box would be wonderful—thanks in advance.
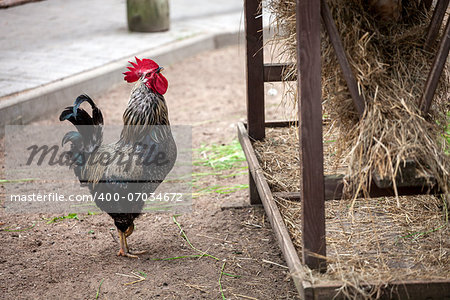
[0,30,243,136]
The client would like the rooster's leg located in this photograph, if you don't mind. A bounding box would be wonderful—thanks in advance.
[117,230,139,258]
[123,224,147,255]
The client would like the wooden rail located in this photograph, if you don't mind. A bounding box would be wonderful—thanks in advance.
[244,0,265,141]
[296,0,327,272]
[421,14,450,114]
[424,0,450,51]
[263,63,296,82]
[320,0,365,117]
[237,122,305,293]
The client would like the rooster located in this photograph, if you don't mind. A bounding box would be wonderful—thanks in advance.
[59,58,177,258]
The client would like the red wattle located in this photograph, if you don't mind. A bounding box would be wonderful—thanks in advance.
[152,73,168,95]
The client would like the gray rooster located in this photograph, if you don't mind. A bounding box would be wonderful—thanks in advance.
[59,58,177,258]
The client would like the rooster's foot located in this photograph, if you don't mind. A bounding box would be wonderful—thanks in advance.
[128,250,147,255]
[117,247,147,258]
[117,248,142,258]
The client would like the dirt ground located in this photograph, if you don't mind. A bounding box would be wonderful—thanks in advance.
[0,45,300,299]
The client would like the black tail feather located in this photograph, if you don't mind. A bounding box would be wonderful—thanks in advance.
[59,94,103,125]
[60,94,103,158]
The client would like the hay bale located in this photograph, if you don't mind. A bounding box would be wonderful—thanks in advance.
[266,0,450,201]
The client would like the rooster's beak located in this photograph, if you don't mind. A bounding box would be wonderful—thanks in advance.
[156,66,163,73]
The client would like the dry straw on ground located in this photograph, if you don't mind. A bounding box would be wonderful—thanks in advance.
[277,193,449,299]
[254,127,449,299]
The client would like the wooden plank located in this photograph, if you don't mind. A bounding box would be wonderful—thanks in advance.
[424,0,449,51]
[274,176,440,201]
[263,63,296,82]
[237,122,306,293]
[274,174,344,201]
[264,120,298,128]
[261,119,330,128]
[304,279,450,299]
[372,160,437,188]
[421,15,450,114]
[320,0,365,117]
[297,0,327,272]
[244,0,265,140]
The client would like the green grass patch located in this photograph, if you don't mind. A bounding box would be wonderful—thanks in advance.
[194,140,247,171]
[0,178,37,184]
[136,270,147,278]
[396,196,448,243]
[148,216,241,299]
[444,112,450,152]
[219,262,227,300]
[172,215,219,261]
[46,213,79,224]
[192,140,249,198]
[397,223,447,242]
[95,278,104,299]
[1,222,36,232]
[194,184,249,195]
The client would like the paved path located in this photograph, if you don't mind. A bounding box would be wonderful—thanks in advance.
[0,0,245,98]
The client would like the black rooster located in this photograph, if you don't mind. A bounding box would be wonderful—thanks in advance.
[59,58,177,258]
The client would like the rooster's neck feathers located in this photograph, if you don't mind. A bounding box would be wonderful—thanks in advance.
[124,82,169,126]
[120,82,170,144]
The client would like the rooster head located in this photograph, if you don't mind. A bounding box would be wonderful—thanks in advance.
[123,57,168,95]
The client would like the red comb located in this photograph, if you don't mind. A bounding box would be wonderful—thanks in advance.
[123,57,159,83]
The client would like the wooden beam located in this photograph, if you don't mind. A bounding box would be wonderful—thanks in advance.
[320,0,365,117]
[263,63,296,82]
[297,0,327,272]
[264,120,298,127]
[273,174,440,201]
[421,15,450,114]
[424,0,449,51]
[237,122,305,292]
[303,279,450,300]
[244,0,265,140]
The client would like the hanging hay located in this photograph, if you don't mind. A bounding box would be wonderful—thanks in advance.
[265,0,450,202]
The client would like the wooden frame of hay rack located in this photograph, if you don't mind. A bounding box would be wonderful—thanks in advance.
[238,0,450,298]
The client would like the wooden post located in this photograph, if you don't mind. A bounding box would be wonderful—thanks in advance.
[127,0,170,32]
[421,16,450,114]
[248,173,261,205]
[244,0,265,140]
[321,0,365,117]
[297,0,327,271]
[424,0,449,51]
